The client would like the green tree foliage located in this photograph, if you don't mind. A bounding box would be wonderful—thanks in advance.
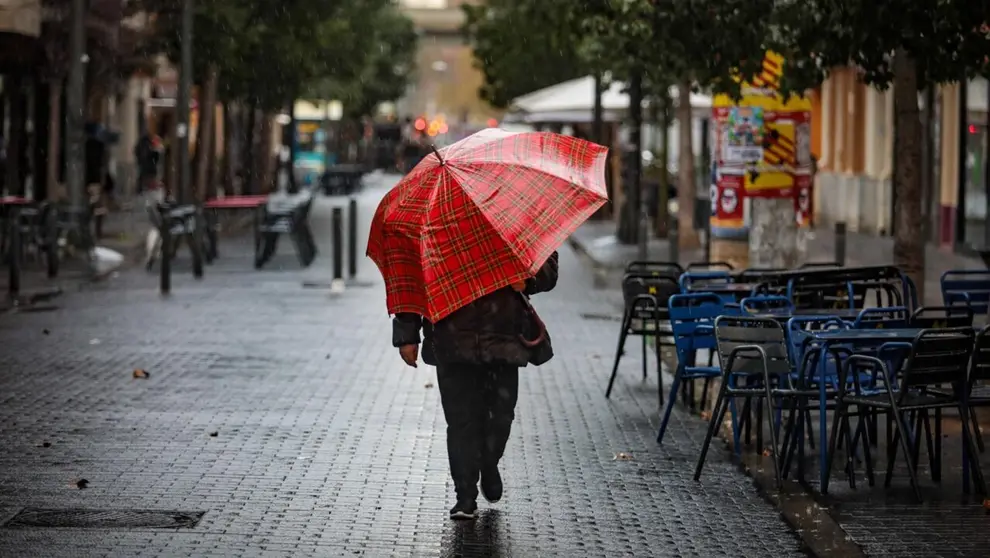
[138,0,415,113]
[768,0,989,297]
[307,5,418,119]
[462,0,590,108]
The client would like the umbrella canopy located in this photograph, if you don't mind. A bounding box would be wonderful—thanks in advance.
[367,129,608,322]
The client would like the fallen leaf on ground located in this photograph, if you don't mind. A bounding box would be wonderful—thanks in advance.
[424,382,434,389]
[42,329,50,335]
[983,499,990,510]
[762,448,773,457]
[89,339,100,345]
[73,479,89,489]
[39,442,51,448]
[209,431,219,437]
[133,369,150,379]
[700,411,712,421]
[613,452,634,461]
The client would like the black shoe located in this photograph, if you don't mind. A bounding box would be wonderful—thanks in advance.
[480,466,503,504]
[449,499,478,520]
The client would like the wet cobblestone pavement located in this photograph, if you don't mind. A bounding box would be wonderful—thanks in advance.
[0,177,806,557]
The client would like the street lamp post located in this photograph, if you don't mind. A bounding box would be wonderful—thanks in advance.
[177,0,194,205]
[66,0,87,247]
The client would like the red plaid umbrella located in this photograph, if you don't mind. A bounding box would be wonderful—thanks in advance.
[367,128,608,322]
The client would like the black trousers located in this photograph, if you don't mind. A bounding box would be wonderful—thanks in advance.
[436,363,520,501]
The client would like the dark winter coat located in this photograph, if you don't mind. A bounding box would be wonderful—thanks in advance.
[392,251,559,367]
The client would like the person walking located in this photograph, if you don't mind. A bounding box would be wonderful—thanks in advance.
[391,252,559,520]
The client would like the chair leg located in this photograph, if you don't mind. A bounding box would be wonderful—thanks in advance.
[694,383,730,482]
[761,383,783,489]
[854,410,876,486]
[652,318,664,407]
[889,406,924,502]
[656,372,683,445]
[958,402,988,495]
[605,310,632,399]
[804,407,816,450]
[822,400,847,495]
[970,405,985,453]
[700,378,712,411]
[641,335,648,380]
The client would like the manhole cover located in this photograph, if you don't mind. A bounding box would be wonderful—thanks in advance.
[3,508,205,529]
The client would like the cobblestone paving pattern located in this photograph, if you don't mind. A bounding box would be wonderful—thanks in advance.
[0,175,807,557]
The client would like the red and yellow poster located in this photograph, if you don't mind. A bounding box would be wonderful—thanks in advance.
[711,174,745,237]
[712,51,813,202]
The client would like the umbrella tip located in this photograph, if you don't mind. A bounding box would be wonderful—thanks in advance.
[431,144,444,166]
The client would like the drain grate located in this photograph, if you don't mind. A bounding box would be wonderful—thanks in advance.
[3,508,205,529]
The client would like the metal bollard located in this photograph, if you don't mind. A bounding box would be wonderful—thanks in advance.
[332,206,344,281]
[834,222,847,266]
[8,207,21,297]
[160,209,171,295]
[669,216,680,265]
[347,197,358,278]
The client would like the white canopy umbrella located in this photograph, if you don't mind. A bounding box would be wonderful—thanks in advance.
[506,76,713,124]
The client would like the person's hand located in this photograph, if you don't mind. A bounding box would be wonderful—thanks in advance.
[399,344,419,368]
[510,281,526,292]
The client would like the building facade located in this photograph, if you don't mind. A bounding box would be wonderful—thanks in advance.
[813,69,989,253]
[396,0,499,130]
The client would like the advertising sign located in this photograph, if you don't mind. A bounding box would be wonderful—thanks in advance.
[711,174,746,238]
[711,50,814,217]
[795,174,813,228]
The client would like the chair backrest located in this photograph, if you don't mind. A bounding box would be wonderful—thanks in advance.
[786,316,848,366]
[850,280,905,310]
[625,260,683,277]
[852,306,909,329]
[736,268,786,283]
[679,270,733,292]
[622,274,679,312]
[740,295,794,314]
[686,261,734,272]
[970,326,990,383]
[799,262,842,269]
[941,270,990,315]
[909,306,975,329]
[713,316,792,377]
[788,277,852,310]
[669,293,727,352]
[901,327,975,389]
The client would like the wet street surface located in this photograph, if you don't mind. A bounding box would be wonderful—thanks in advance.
[0,176,806,557]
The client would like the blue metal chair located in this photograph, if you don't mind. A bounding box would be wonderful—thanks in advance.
[740,295,794,314]
[941,270,990,316]
[656,293,729,445]
[678,270,733,293]
[852,306,909,329]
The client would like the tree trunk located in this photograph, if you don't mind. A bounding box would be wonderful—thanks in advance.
[656,93,670,238]
[592,74,604,145]
[892,47,925,299]
[677,79,699,249]
[257,113,274,193]
[46,81,62,200]
[244,103,257,194]
[194,64,218,201]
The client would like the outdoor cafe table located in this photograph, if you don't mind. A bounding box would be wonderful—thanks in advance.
[686,282,760,301]
[795,327,930,488]
[203,195,268,260]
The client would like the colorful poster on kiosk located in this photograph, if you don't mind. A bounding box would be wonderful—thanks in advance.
[710,51,813,236]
